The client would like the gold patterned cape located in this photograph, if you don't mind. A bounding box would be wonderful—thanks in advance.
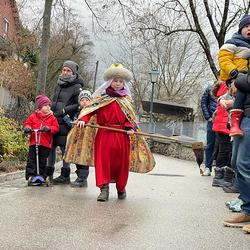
[64,95,155,173]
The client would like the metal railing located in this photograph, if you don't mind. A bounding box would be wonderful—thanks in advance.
[139,121,207,142]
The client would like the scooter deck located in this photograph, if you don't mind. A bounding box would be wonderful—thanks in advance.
[28,176,50,186]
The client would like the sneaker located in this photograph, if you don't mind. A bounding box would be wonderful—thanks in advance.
[223,213,250,227]
[225,198,241,207]
[229,199,243,212]
[71,178,87,188]
[202,168,211,176]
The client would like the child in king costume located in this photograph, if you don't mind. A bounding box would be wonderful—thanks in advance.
[64,64,155,201]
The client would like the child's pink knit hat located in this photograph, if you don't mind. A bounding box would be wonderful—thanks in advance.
[36,95,51,110]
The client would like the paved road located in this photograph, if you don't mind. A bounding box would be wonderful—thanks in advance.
[0,154,249,250]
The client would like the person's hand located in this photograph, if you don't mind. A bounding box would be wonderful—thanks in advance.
[219,99,233,109]
[207,117,212,122]
[127,129,135,135]
[41,126,51,132]
[54,109,65,117]
[229,81,237,96]
[77,120,85,128]
[24,127,32,134]
[219,99,227,109]
[225,100,234,108]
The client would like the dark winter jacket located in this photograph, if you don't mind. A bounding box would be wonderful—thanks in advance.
[235,72,250,117]
[201,85,217,120]
[24,111,59,148]
[51,74,84,146]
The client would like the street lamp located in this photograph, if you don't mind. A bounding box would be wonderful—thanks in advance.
[148,68,160,127]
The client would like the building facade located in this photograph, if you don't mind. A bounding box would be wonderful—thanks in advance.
[0,0,20,60]
[0,0,19,41]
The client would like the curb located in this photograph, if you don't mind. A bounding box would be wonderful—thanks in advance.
[0,161,62,183]
[0,170,25,183]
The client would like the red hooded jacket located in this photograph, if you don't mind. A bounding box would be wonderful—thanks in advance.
[24,111,59,148]
[212,82,230,135]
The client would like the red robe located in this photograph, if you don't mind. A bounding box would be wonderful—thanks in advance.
[80,101,133,191]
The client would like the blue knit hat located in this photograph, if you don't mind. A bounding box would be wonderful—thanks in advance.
[239,14,250,33]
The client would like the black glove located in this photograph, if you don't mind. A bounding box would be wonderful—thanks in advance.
[24,127,32,134]
[230,69,239,79]
[41,126,51,132]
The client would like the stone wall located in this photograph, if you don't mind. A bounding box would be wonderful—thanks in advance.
[150,138,198,162]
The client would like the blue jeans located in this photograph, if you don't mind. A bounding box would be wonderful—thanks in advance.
[230,138,240,190]
[205,121,216,170]
[236,116,250,215]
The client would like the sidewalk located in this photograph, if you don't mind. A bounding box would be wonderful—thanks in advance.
[0,154,249,250]
[0,161,62,183]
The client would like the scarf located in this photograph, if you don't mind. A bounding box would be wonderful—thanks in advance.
[226,33,250,49]
[105,86,128,97]
[36,110,52,121]
[57,74,77,86]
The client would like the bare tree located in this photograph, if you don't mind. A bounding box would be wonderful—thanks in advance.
[45,8,94,95]
[84,0,250,79]
[130,0,250,78]
[36,0,53,95]
[16,0,94,96]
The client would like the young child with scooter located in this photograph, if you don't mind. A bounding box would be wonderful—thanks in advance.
[24,95,59,186]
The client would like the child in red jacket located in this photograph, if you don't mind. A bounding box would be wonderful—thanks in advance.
[211,80,233,187]
[24,95,59,181]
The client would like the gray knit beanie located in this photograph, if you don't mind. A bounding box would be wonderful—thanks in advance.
[63,60,79,75]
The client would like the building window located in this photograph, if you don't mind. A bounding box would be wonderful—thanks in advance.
[3,17,9,37]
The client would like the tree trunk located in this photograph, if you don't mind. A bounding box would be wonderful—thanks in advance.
[36,0,53,95]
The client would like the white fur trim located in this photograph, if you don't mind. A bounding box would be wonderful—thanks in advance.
[103,64,133,81]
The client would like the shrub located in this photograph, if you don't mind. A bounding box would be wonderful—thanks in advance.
[0,107,28,162]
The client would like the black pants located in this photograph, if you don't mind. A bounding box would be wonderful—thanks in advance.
[25,145,50,180]
[75,164,89,180]
[215,133,232,169]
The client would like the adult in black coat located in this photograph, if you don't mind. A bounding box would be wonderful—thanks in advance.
[47,60,84,184]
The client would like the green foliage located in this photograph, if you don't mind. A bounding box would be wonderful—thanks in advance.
[21,48,38,67]
[0,108,28,162]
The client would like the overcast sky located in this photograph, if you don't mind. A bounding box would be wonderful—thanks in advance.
[17,0,114,82]
[70,0,115,75]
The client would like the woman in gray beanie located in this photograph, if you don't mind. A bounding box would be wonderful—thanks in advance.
[47,60,84,184]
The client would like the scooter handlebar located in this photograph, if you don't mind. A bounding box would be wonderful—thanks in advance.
[30,129,44,132]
